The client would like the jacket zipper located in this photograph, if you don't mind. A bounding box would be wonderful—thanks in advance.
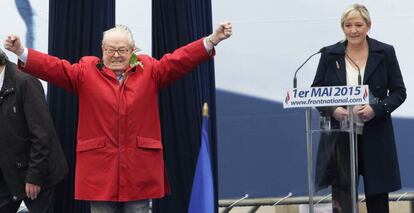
[117,71,130,200]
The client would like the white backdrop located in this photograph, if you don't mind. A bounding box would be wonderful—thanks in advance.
[0,0,49,90]
[116,1,152,56]
[0,0,49,58]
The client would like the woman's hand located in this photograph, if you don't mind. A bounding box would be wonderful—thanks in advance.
[355,104,375,122]
[333,107,349,121]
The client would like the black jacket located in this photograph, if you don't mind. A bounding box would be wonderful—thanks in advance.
[0,61,68,200]
[312,37,406,195]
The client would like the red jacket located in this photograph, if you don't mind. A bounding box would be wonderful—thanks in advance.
[20,38,213,201]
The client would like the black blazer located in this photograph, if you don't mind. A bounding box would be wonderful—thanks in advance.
[0,61,68,200]
[312,37,406,195]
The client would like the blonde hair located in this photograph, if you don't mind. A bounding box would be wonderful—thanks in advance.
[341,4,371,29]
[102,24,135,48]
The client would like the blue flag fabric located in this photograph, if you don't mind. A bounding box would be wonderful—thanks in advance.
[188,116,214,213]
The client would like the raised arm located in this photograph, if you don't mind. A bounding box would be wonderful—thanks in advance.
[4,35,84,93]
[152,21,233,88]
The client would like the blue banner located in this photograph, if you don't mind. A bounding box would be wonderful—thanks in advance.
[188,115,214,213]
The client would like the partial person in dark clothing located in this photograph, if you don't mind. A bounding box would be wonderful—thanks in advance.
[0,48,68,213]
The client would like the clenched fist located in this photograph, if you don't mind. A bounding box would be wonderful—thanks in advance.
[4,35,25,56]
[206,21,233,47]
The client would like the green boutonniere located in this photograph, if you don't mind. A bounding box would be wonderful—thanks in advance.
[129,52,144,70]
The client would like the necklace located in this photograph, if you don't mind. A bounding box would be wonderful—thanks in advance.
[346,49,368,67]
[346,44,368,64]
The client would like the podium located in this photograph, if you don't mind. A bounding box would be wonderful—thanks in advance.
[284,85,370,213]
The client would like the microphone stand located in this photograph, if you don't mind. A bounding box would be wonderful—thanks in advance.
[292,49,321,213]
[344,51,361,213]
[345,52,362,85]
[293,50,322,88]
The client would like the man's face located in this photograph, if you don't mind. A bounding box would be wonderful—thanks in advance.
[102,31,133,73]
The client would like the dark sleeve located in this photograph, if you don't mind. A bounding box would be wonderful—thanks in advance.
[370,46,406,118]
[21,77,53,185]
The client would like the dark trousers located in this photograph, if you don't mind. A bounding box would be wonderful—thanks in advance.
[331,134,389,213]
[0,172,55,213]
[90,200,150,213]
[332,187,389,213]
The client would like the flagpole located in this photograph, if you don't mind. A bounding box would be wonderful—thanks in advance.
[203,102,209,117]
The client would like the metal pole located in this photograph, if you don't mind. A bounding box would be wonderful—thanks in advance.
[348,106,358,213]
[219,193,414,207]
[306,108,314,213]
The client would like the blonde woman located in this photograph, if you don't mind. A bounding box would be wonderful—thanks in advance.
[312,4,406,213]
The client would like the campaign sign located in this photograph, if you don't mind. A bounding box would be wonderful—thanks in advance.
[283,85,369,108]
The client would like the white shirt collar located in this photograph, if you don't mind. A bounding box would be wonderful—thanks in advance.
[0,65,5,90]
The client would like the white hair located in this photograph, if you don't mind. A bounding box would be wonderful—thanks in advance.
[102,24,135,48]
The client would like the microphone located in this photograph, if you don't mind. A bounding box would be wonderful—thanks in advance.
[272,192,293,206]
[345,51,362,85]
[293,48,323,88]
[96,60,104,71]
[221,194,249,213]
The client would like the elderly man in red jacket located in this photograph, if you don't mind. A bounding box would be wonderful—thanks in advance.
[4,21,232,212]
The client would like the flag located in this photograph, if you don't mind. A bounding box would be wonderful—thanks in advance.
[188,103,214,213]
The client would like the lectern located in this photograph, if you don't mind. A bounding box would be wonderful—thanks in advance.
[284,85,370,213]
